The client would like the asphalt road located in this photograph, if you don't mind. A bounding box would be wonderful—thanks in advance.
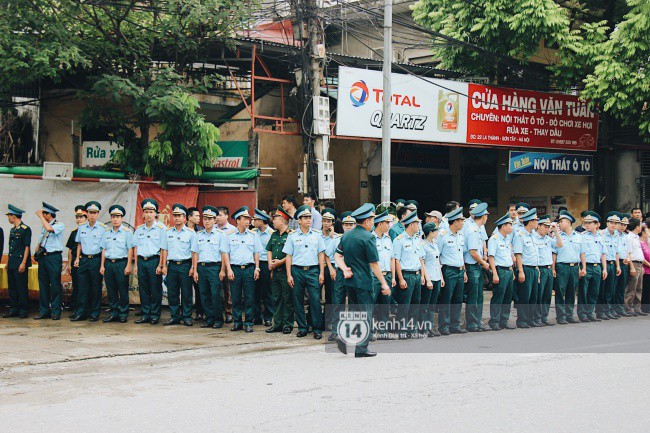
[1,316,649,432]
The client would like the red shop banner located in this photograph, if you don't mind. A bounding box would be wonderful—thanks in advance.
[466,84,598,151]
[135,183,199,228]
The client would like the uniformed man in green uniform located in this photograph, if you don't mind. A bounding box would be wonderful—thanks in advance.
[328,211,356,341]
[283,205,326,339]
[4,205,31,319]
[265,207,294,334]
[100,205,134,323]
[389,206,411,240]
[252,209,275,326]
[36,202,66,320]
[65,205,86,314]
[335,203,391,357]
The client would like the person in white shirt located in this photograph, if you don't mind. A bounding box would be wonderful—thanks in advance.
[625,218,649,315]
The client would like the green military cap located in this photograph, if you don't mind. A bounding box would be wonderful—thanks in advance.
[202,205,218,218]
[583,211,600,223]
[253,208,271,222]
[395,199,407,208]
[445,207,465,222]
[468,199,482,211]
[294,205,312,219]
[74,205,87,216]
[141,198,159,212]
[85,201,101,212]
[6,204,24,217]
[109,205,126,216]
[340,211,355,224]
[43,202,60,214]
[580,210,590,218]
[374,210,390,224]
[495,213,513,227]
[619,213,631,224]
[558,210,575,223]
[351,203,375,221]
[515,202,530,214]
[172,204,188,215]
[321,208,337,220]
[422,221,438,235]
[538,214,552,225]
[520,208,538,222]
[232,206,251,219]
[401,211,421,226]
[606,211,620,223]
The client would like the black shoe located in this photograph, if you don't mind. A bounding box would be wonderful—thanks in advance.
[542,321,555,326]
[200,322,214,328]
[336,337,347,354]
[556,319,568,325]
[88,317,99,322]
[103,316,119,323]
[427,330,441,337]
[588,316,601,322]
[439,329,450,336]
[163,319,181,326]
[596,315,609,320]
[119,317,127,323]
[150,319,159,325]
[480,326,491,332]
[517,323,530,329]
[489,324,501,331]
[70,316,86,322]
[619,311,633,317]
[637,311,649,316]
[244,325,254,333]
[34,314,51,320]
[195,314,204,322]
[502,324,517,330]
[355,351,377,358]
[134,317,151,324]
[213,322,223,329]
[450,329,467,334]
[264,320,272,327]
[313,333,322,340]
[266,327,282,333]
[182,320,193,327]
[2,313,18,318]
[282,327,292,334]
[566,317,578,323]
[231,324,243,331]
[328,333,337,341]
[296,331,308,338]
[225,314,233,324]
[467,328,482,333]
[22,314,31,319]
[607,313,619,319]
[530,322,544,327]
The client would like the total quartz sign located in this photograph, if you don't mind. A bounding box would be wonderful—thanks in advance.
[336,66,598,151]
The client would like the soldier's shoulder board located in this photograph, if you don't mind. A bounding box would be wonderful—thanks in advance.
[99,222,107,228]
[227,229,236,235]
[250,227,259,232]
[122,225,132,232]
[287,229,294,234]
[311,229,321,234]
[269,228,276,233]
[20,224,27,230]
[396,233,404,240]
[156,222,166,229]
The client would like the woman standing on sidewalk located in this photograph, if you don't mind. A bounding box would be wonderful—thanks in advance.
[639,222,650,313]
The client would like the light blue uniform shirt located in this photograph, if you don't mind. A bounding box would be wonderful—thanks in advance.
[513,229,539,266]
[423,240,442,281]
[555,230,583,264]
[282,228,326,267]
[224,229,263,266]
[133,222,166,258]
[41,219,66,252]
[492,225,514,246]
[310,207,323,231]
[463,224,484,265]
[75,221,105,255]
[393,232,424,271]
[373,231,393,272]
[254,227,274,262]
[191,228,226,263]
[616,230,629,261]
[601,229,619,262]
[163,226,195,261]
[581,231,604,264]
[488,232,514,267]
[464,217,488,242]
[437,230,465,268]
[101,225,134,259]
[323,233,341,268]
[534,231,556,266]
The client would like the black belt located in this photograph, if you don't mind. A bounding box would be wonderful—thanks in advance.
[559,262,579,267]
[199,262,221,267]
[292,265,318,271]
[606,260,616,265]
[107,258,127,263]
[587,263,601,267]
[496,266,512,271]
[82,254,99,259]
[169,259,191,265]
[540,265,552,269]
[633,260,643,265]
[138,255,159,261]
[42,251,62,256]
[442,265,462,271]
[382,271,389,276]
[235,263,255,269]
[274,266,286,272]
[523,265,539,269]
[402,270,421,275]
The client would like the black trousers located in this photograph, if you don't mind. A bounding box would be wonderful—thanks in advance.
[642,274,650,313]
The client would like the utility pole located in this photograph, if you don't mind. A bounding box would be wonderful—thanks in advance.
[381,0,392,205]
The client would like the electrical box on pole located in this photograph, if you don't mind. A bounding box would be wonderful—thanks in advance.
[316,159,335,199]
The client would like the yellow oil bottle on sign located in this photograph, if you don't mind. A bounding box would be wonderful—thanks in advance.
[437,91,459,132]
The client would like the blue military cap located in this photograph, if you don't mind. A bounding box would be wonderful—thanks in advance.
[468,199,482,210]
[172,203,188,215]
[406,200,419,210]
[422,221,439,235]
[374,210,390,224]
[445,207,465,222]
[232,206,251,220]
[515,202,530,213]
[495,213,513,227]
[43,202,60,214]
[141,198,159,212]
[619,213,631,224]
[253,208,271,222]
[84,201,101,212]
[520,208,538,222]
[538,214,552,225]
[470,202,489,217]
[340,211,355,224]
[294,205,312,219]
[352,203,376,221]
[6,204,24,217]
[109,205,126,216]
[321,208,337,220]
[401,211,421,226]
[606,211,621,223]
[558,210,575,223]
[202,205,218,218]
[583,211,600,223]
[74,205,87,216]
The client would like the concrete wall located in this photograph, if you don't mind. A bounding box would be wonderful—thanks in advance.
[614,150,641,212]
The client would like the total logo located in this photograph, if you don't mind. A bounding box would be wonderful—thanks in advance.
[349,80,369,107]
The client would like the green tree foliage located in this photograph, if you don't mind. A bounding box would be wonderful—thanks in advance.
[0,0,251,181]
[412,0,650,140]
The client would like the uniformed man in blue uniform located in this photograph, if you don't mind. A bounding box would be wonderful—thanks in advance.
[597,212,622,320]
[100,205,134,323]
[533,215,562,326]
[252,208,275,326]
[133,199,166,324]
[487,213,515,330]
[372,210,394,328]
[36,202,66,320]
[161,204,196,326]
[321,208,340,329]
[334,203,391,357]
[393,211,426,336]
[554,210,585,324]
[283,205,326,339]
[513,208,540,328]
[4,205,31,319]
[191,205,227,328]
[73,201,104,322]
[463,203,490,332]
[578,211,607,322]
[223,206,262,332]
[437,207,468,335]
[614,214,633,317]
